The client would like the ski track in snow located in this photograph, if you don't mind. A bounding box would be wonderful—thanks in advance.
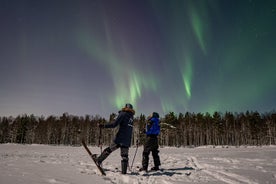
[83,154,264,184]
[1,144,276,184]
[79,147,276,184]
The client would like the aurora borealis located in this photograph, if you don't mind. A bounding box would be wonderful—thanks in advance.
[0,0,275,118]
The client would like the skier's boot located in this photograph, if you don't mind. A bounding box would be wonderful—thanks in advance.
[92,154,102,166]
[139,166,148,172]
[92,154,97,159]
[150,166,160,171]
[121,160,128,174]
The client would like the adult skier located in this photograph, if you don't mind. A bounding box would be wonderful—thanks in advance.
[94,103,135,174]
[140,112,161,171]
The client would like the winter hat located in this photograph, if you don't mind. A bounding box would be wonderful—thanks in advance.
[152,112,159,118]
[125,103,133,109]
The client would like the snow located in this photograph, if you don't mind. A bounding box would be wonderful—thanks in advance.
[1,144,276,184]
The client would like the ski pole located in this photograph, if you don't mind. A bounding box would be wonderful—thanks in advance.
[98,125,103,154]
[130,139,139,171]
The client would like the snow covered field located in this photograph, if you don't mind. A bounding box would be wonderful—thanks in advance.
[1,144,276,184]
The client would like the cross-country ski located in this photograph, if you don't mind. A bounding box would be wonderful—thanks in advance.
[81,139,106,176]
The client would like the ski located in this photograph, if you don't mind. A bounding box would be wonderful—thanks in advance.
[81,139,106,176]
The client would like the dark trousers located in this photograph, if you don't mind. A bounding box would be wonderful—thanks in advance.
[97,142,129,174]
[142,135,161,170]
[97,142,129,163]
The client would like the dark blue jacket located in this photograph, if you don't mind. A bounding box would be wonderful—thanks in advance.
[104,109,134,147]
[146,117,160,136]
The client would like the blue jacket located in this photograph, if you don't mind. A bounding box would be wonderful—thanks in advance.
[104,109,134,147]
[146,117,160,136]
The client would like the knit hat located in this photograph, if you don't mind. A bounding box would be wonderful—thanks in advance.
[152,112,159,118]
[125,103,133,109]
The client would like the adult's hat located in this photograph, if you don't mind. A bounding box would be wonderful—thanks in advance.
[125,103,133,109]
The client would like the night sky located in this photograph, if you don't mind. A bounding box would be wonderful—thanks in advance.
[1,0,275,118]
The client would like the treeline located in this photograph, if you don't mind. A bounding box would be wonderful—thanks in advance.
[0,111,275,147]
